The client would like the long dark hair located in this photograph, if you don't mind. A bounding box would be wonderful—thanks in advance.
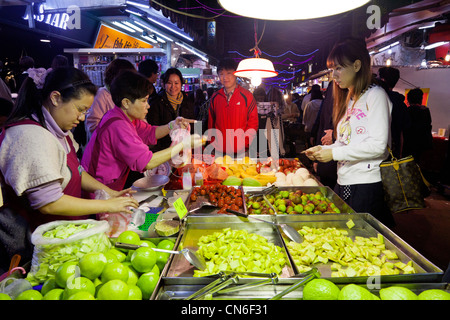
[6,67,97,128]
[327,38,372,137]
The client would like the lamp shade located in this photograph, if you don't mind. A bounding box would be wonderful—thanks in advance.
[219,0,370,20]
[234,58,278,79]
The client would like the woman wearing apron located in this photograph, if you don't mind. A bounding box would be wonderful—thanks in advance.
[81,70,204,196]
[0,67,139,266]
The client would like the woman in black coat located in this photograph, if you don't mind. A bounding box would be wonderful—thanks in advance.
[147,68,195,152]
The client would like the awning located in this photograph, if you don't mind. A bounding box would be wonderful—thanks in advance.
[366,0,450,49]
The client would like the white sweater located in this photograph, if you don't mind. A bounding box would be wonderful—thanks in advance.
[323,85,392,185]
[0,124,71,197]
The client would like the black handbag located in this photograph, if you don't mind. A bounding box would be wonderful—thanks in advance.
[380,148,429,213]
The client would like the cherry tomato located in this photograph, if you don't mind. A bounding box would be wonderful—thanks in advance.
[230,204,239,211]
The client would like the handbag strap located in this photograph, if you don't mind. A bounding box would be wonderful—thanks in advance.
[387,146,396,161]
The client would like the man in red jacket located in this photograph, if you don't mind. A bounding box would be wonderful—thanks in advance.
[207,59,258,157]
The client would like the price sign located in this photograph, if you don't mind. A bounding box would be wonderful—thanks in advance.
[173,197,188,220]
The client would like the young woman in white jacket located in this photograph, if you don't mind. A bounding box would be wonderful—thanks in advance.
[305,38,395,227]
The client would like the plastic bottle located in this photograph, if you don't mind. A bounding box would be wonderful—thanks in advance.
[194,168,204,186]
[182,172,192,190]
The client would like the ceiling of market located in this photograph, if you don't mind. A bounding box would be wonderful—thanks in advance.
[1,0,449,83]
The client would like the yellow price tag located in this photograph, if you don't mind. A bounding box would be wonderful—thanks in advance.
[173,197,188,220]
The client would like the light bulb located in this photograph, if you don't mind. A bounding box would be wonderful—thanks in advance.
[445,52,450,62]
[386,58,391,66]
[251,77,262,87]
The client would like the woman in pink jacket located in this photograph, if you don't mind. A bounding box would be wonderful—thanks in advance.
[81,70,204,195]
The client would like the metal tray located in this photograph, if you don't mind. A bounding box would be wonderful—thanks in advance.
[275,213,443,283]
[154,282,450,300]
[243,186,355,215]
[184,185,247,216]
[163,215,296,284]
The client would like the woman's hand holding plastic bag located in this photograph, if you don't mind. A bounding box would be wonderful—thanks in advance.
[169,116,196,130]
[94,190,138,237]
[102,196,139,215]
[101,187,138,214]
[168,117,206,168]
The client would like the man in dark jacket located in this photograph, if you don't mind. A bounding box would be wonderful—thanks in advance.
[403,88,433,163]
[378,67,411,158]
[138,59,159,102]
[15,56,34,93]
[310,82,337,188]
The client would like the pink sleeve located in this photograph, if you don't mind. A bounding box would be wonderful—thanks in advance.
[134,120,158,146]
[85,89,115,134]
[109,121,154,172]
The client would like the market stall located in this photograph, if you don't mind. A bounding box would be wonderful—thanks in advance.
[1,154,448,302]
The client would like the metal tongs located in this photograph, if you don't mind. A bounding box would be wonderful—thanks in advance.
[217,272,279,294]
[185,272,237,300]
[268,267,320,300]
[185,271,278,300]
[247,185,278,199]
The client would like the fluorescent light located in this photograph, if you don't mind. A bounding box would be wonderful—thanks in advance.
[122,21,144,32]
[133,20,173,42]
[125,9,143,17]
[218,0,370,20]
[125,0,149,9]
[424,41,449,50]
[142,35,158,44]
[147,17,193,42]
[112,21,136,33]
[155,37,166,44]
[378,41,399,53]
[419,23,435,29]
[175,41,208,62]
[40,39,50,43]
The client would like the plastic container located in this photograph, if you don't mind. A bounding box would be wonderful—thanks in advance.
[194,168,204,186]
[182,171,192,190]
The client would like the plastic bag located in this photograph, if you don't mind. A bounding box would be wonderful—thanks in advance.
[95,189,132,237]
[0,277,32,300]
[169,127,191,168]
[204,163,228,180]
[26,219,111,285]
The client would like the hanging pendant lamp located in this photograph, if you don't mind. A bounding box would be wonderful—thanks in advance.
[219,0,371,20]
[234,21,278,86]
